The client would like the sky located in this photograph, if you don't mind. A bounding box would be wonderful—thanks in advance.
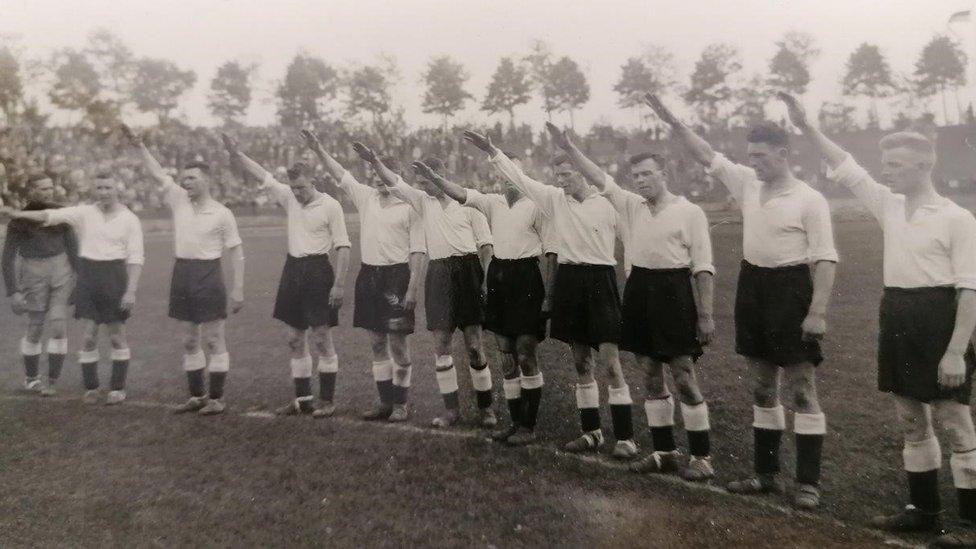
[3,0,976,130]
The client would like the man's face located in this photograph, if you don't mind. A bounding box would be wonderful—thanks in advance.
[630,158,667,201]
[29,178,55,203]
[289,176,316,205]
[746,142,788,183]
[552,162,584,196]
[418,174,444,198]
[880,147,932,195]
[180,168,209,200]
[93,178,119,206]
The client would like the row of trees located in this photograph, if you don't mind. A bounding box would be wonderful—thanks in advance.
[0,29,968,134]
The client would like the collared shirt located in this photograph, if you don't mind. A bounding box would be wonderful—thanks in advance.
[706,153,838,267]
[464,189,545,260]
[163,178,242,260]
[828,154,976,290]
[490,152,619,266]
[338,171,425,266]
[45,204,144,265]
[602,173,714,275]
[262,175,351,257]
[392,177,492,261]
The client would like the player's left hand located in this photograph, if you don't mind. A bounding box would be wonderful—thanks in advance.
[403,291,417,311]
[801,311,826,342]
[938,349,967,389]
[777,92,810,130]
[697,314,715,346]
[352,142,377,163]
[541,295,552,318]
[545,122,571,151]
[120,290,136,312]
[411,161,436,181]
[230,288,244,314]
[329,286,344,309]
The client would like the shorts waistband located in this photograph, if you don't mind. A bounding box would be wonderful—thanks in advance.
[491,256,539,264]
[287,253,329,262]
[631,266,691,275]
[175,257,221,265]
[431,254,478,264]
[741,260,809,273]
[79,258,126,266]
[557,263,615,272]
[884,286,955,295]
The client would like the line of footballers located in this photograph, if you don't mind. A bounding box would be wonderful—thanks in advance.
[4,92,976,546]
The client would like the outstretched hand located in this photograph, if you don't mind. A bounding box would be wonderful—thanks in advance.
[352,142,377,163]
[300,129,323,153]
[411,161,436,181]
[119,124,141,147]
[545,122,572,151]
[777,91,809,130]
[220,133,239,156]
[643,93,680,127]
[462,130,493,154]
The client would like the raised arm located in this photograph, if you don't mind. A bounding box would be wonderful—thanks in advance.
[778,92,846,169]
[221,133,273,183]
[462,130,555,217]
[545,122,607,190]
[352,142,397,188]
[121,124,173,188]
[643,94,716,166]
[413,161,468,204]
[301,130,347,182]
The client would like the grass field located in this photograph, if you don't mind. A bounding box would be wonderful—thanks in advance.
[0,218,960,547]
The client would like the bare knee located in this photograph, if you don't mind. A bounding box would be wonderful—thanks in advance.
[672,365,703,404]
[753,382,778,408]
[47,320,66,340]
[644,364,668,398]
[183,332,201,353]
[466,345,482,366]
[515,338,536,367]
[369,336,389,358]
[287,333,305,354]
[26,323,44,342]
[109,333,127,349]
[389,335,409,364]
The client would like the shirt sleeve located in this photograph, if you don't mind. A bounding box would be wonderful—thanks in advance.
[392,176,428,215]
[337,170,375,212]
[825,153,891,221]
[468,208,493,248]
[260,172,294,208]
[489,152,558,218]
[408,208,426,255]
[687,205,715,275]
[462,188,494,221]
[600,171,643,212]
[221,209,243,249]
[327,199,352,250]
[704,153,755,205]
[802,191,839,264]
[950,210,976,290]
[44,205,86,228]
[125,214,145,266]
[161,175,187,208]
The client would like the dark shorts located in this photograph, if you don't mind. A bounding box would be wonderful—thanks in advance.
[621,267,702,362]
[734,260,822,366]
[878,287,975,404]
[550,264,621,347]
[74,258,130,325]
[485,257,546,341]
[354,263,415,334]
[273,254,339,331]
[168,258,227,324]
[424,254,485,332]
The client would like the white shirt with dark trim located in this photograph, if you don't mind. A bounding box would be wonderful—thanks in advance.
[706,153,838,267]
[463,189,545,260]
[262,174,351,257]
[828,154,976,290]
[490,152,619,266]
[162,177,242,260]
[601,173,714,275]
[338,170,425,266]
[391,177,492,261]
[45,204,144,265]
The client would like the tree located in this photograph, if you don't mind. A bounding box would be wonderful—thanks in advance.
[344,64,393,127]
[841,43,895,125]
[914,35,967,124]
[818,101,859,134]
[208,61,254,126]
[129,57,196,123]
[768,31,819,95]
[684,43,742,130]
[84,29,134,101]
[48,49,102,116]
[277,52,339,128]
[542,56,590,128]
[0,47,22,122]
[613,47,677,128]
[482,57,532,127]
[421,55,472,128]
[731,74,768,128]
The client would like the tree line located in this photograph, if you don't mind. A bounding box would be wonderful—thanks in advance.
[0,29,968,134]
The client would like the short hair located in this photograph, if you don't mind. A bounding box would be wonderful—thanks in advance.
[628,152,668,170]
[551,153,573,168]
[746,122,790,149]
[183,161,211,175]
[287,161,310,182]
[502,150,521,161]
[27,173,53,185]
[422,157,445,173]
[879,131,936,156]
[380,155,401,173]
